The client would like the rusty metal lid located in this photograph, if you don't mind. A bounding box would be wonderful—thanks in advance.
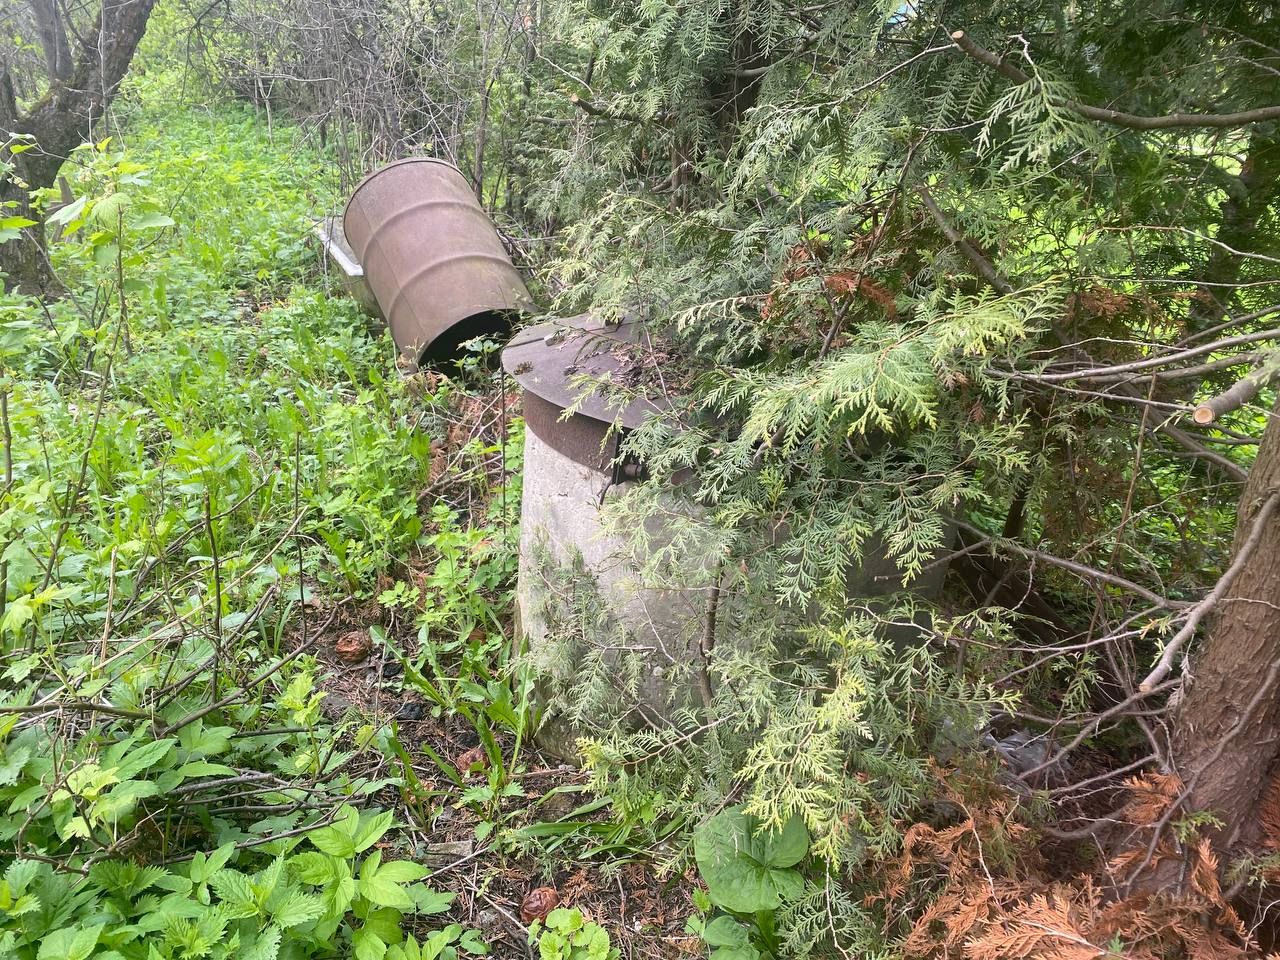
[501,312,670,428]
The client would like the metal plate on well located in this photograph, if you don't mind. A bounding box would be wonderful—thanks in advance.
[501,312,669,430]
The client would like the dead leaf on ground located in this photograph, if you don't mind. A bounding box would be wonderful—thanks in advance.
[520,886,559,924]
[335,630,371,663]
[455,745,488,774]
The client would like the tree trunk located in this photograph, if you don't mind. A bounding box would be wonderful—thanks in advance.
[1172,393,1280,850]
[29,0,73,81]
[0,0,158,293]
[0,174,53,295]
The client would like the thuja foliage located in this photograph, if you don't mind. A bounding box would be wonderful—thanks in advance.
[6,0,1280,953]
[485,0,1280,950]
[177,0,1280,948]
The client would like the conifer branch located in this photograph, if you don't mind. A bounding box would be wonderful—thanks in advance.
[1087,351,1264,385]
[916,186,1249,480]
[568,94,658,123]
[915,186,1013,294]
[954,521,1187,610]
[950,30,1280,129]
[1022,327,1280,383]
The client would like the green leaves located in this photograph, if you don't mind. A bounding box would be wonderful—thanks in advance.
[386,924,488,960]
[209,867,259,918]
[308,805,393,858]
[272,889,324,929]
[354,923,388,960]
[529,909,617,960]
[35,923,103,960]
[133,211,177,230]
[0,216,37,244]
[0,68,499,960]
[46,195,88,229]
[358,850,429,909]
[701,916,761,960]
[693,807,808,913]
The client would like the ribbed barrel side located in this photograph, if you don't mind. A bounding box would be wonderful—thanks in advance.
[343,159,533,367]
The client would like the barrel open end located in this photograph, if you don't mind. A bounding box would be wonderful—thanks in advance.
[416,309,520,370]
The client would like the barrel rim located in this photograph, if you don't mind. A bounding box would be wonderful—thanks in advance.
[343,157,472,230]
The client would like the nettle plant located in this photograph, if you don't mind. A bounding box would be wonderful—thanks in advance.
[0,101,495,958]
[0,804,484,960]
[0,654,485,959]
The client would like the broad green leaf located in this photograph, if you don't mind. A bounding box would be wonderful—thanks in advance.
[113,738,176,781]
[182,724,233,757]
[359,869,415,910]
[254,857,286,899]
[59,815,91,840]
[702,916,751,948]
[46,195,87,227]
[37,922,103,960]
[3,893,38,918]
[0,217,36,243]
[209,869,257,912]
[94,779,160,821]
[133,212,176,230]
[322,863,357,917]
[241,924,281,960]
[289,851,334,885]
[375,860,430,884]
[0,745,30,786]
[363,907,407,942]
[693,806,809,913]
[422,930,455,960]
[412,886,456,914]
[93,241,119,267]
[204,842,237,875]
[308,805,360,856]
[458,928,488,955]
[272,890,323,928]
[354,925,387,960]
[7,784,44,816]
[92,191,127,226]
[308,823,357,857]
[353,809,394,852]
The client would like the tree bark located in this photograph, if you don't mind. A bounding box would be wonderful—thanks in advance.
[0,0,159,293]
[29,0,73,81]
[1172,394,1280,850]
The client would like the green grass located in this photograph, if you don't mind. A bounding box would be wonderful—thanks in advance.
[0,68,528,959]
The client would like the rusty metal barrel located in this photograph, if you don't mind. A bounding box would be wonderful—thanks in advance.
[343,159,534,368]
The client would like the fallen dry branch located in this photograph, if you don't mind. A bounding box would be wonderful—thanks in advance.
[1139,490,1280,692]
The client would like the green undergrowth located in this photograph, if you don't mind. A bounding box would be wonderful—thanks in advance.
[0,70,526,959]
